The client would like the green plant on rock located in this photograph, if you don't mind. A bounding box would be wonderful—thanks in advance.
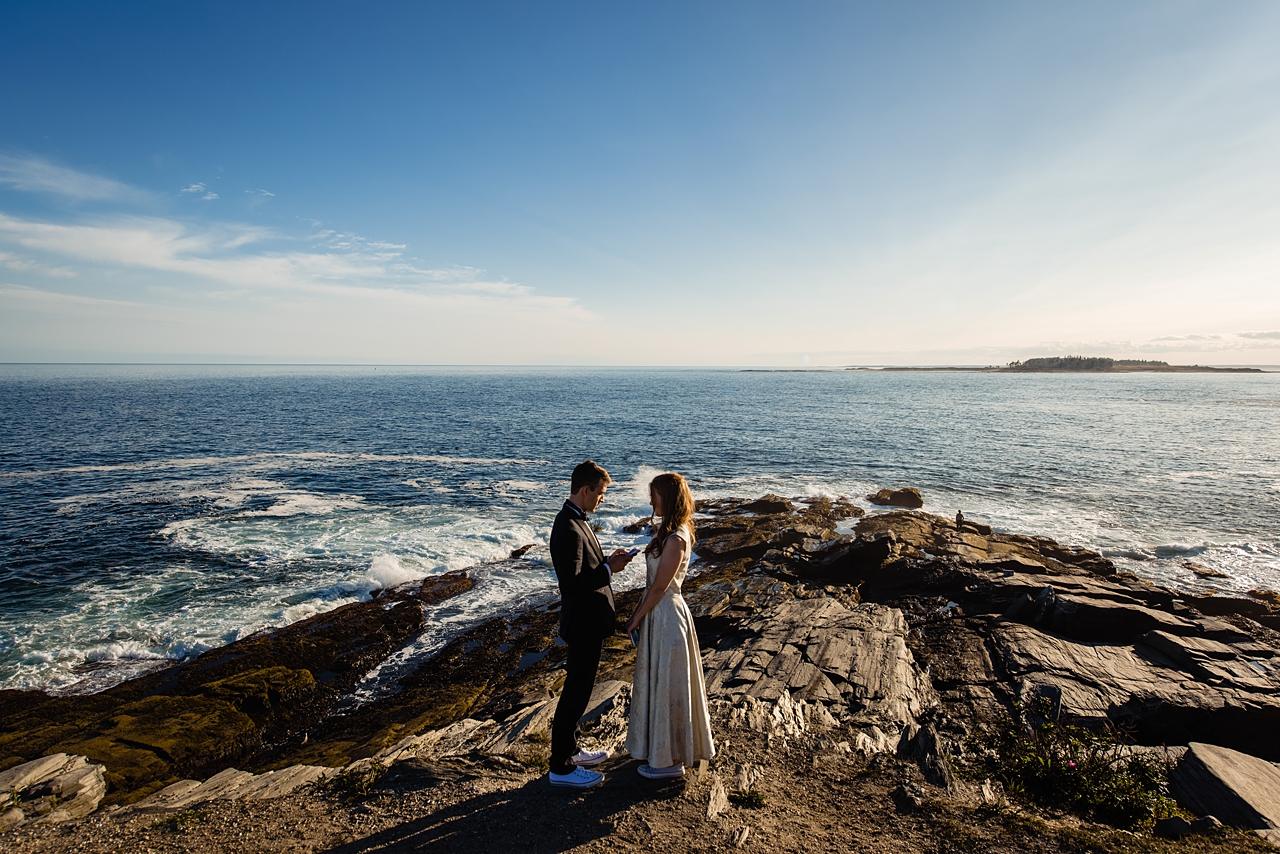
[515,751,550,773]
[729,789,766,808]
[314,760,388,803]
[153,809,202,831]
[981,698,1178,828]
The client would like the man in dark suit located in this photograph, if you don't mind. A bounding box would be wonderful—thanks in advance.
[547,460,635,788]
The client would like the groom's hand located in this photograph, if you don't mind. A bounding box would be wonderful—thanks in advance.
[606,548,634,573]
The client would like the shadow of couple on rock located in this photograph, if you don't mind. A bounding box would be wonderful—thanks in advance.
[320,758,685,853]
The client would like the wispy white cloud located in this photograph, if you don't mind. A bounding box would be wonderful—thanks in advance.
[246,189,274,197]
[0,211,592,319]
[202,192,218,200]
[0,284,148,308]
[0,153,137,201]
[0,250,75,278]
[180,183,206,194]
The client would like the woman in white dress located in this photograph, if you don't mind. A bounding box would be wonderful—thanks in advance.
[624,472,715,780]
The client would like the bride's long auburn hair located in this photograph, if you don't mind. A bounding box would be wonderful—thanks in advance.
[645,472,696,557]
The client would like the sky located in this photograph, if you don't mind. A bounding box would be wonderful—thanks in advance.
[1,1,1279,366]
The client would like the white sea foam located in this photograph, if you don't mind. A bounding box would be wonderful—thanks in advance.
[366,553,421,589]
[1,451,550,480]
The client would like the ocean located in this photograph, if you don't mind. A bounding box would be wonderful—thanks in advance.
[1,364,1278,696]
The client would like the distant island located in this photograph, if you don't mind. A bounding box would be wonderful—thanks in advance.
[998,356,1263,373]
[842,356,1266,373]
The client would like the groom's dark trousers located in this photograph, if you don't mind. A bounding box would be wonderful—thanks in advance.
[548,500,617,775]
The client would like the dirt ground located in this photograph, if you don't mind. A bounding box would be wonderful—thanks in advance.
[6,723,1275,854]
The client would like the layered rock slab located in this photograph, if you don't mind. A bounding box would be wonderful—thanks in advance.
[1170,742,1280,832]
[993,621,1280,758]
[0,753,106,826]
[703,598,935,732]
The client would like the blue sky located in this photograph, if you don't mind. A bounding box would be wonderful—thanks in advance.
[1,1,1278,365]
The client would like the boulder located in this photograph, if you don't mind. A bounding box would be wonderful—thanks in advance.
[741,494,796,514]
[867,488,924,509]
[1170,743,1280,831]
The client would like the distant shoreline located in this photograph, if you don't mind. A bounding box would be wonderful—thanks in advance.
[746,357,1271,374]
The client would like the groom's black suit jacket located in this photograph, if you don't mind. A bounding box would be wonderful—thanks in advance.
[549,501,617,644]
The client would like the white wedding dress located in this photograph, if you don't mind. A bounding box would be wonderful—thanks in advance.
[626,525,715,767]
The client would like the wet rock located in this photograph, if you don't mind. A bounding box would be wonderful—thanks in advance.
[741,494,795,514]
[798,495,864,520]
[0,571,474,800]
[867,488,923,509]
[1170,743,1280,832]
[695,529,777,563]
[623,516,653,534]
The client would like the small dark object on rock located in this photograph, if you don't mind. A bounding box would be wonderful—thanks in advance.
[1154,816,1193,838]
[729,788,766,808]
[867,488,923,509]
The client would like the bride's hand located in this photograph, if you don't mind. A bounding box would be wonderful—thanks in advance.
[624,614,641,635]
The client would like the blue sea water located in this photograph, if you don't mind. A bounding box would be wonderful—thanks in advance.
[1,364,1278,696]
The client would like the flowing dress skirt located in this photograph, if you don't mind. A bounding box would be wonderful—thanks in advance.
[626,586,716,767]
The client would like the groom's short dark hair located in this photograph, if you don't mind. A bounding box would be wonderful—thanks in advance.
[571,460,610,493]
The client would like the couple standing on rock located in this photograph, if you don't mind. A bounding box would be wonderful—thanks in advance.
[547,460,716,789]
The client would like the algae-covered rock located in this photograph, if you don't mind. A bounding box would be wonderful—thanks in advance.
[0,571,472,802]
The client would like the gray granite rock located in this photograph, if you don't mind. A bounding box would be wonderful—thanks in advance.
[703,598,934,731]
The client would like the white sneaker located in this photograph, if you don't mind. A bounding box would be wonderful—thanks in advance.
[548,766,604,789]
[571,749,609,767]
[637,762,684,780]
